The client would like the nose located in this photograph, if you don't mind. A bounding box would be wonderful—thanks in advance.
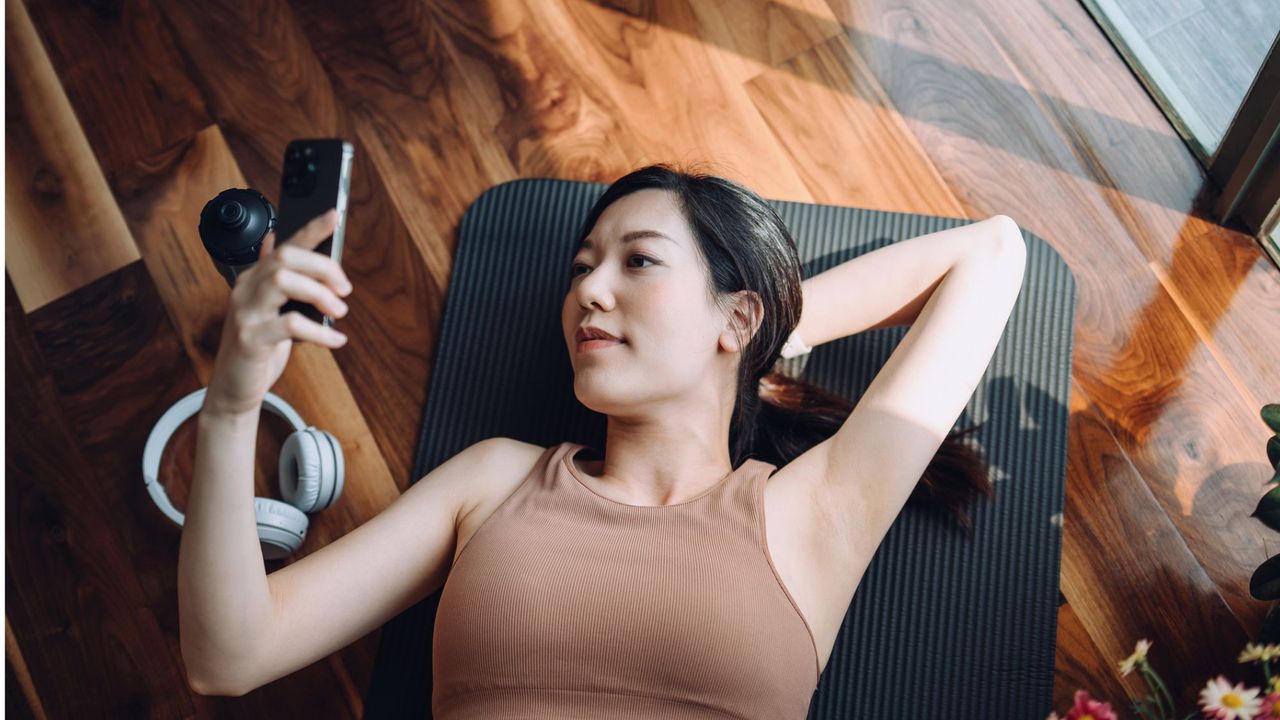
[574,265,615,312]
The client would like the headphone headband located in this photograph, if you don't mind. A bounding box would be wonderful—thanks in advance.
[141,387,307,527]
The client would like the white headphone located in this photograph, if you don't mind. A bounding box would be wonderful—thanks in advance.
[142,387,345,560]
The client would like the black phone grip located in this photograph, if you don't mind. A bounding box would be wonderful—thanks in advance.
[198,187,332,327]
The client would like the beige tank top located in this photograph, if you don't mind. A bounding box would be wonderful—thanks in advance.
[432,441,820,719]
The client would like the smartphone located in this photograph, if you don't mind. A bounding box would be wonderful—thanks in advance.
[275,138,354,328]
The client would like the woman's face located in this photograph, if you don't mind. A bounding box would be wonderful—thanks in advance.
[562,189,730,415]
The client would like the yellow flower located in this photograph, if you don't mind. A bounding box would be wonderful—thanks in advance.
[1271,675,1280,694]
[1239,642,1280,663]
[1118,638,1153,677]
[1241,643,1267,663]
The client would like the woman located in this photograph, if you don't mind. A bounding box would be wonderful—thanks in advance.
[180,163,1001,718]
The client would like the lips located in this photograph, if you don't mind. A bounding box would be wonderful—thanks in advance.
[579,338,622,347]
[576,326,622,343]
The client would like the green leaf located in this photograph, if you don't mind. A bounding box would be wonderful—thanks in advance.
[1270,435,1280,469]
[1252,555,1280,601]
[1253,486,1280,531]
[1263,404,1280,434]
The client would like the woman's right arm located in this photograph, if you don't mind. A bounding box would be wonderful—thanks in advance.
[179,409,500,697]
[177,208,351,695]
[178,405,272,696]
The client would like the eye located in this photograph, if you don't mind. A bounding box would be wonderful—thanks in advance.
[570,254,656,277]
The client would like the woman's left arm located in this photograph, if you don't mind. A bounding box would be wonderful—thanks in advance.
[794,215,1023,346]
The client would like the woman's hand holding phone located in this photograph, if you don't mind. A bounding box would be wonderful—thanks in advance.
[204,208,353,417]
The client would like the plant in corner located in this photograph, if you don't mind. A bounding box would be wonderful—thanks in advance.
[1249,403,1280,643]
[1041,404,1280,720]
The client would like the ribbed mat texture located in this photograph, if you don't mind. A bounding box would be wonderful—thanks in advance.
[363,178,1076,719]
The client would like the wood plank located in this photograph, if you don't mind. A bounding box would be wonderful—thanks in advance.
[289,0,520,298]
[19,0,210,178]
[5,0,143,312]
[1052,601,1135,713]
[746,31,964,214]
[678,0,844,85]
[420,0,656,181]
[1061,376,1249,707]
[5,272,196,718]
[6,616,51,720]
[432,0,816,202]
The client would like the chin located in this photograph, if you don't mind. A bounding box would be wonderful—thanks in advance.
[573,381,634,414]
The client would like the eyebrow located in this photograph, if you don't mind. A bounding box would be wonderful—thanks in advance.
[576,229,677,252]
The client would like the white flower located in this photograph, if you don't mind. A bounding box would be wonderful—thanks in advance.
[1199,674,1263,720]
[1240,643,1267,663]
[1117,638,1152,677]
[1238,643,1280,664]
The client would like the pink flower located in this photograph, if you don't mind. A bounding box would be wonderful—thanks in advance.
[1065,689,1118,720]
[1254,690,1280,720]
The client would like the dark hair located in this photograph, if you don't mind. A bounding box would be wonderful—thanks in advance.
[571,162,994,536]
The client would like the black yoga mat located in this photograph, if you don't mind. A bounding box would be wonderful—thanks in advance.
[363,177,1075,719]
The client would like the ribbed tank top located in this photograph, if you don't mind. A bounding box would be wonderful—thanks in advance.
[432,441,820,719]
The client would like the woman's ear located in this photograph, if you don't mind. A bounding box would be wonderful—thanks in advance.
[720,291,764,353]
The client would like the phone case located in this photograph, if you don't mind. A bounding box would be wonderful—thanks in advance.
[276,138,354,329]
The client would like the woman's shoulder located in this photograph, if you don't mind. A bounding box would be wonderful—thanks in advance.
[471,435,562,477]
[456,437,561,524]
[469,437,558,473]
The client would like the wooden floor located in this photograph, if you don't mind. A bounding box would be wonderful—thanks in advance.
[6,0,1278,717]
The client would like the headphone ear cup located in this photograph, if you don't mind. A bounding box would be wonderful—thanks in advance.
[279,427,343,513]
[254,496,309,560]
[313,428,344,511]
[280,429,325,512]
